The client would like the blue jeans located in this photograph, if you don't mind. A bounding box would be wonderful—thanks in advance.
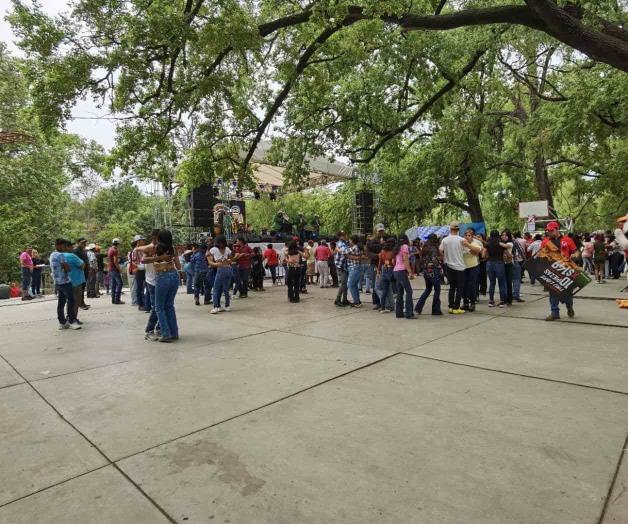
[154,271,179,338]
[393,270,414,318]
[378,267,395,310]
[31,269,42,295]
[347,264,364,304]
[212,267,232,308]
[363,264,374,292]
[463,265,479,306]
[549,293,573,317]
[415,271,442,314]
[512,262,522,299]
[110,269,123,303]
[194,270,211,302]
[238,267,250,296]
[145,283,158,333]
[487,261,507,304]
[21,267,32,291]
[185,269,194,294]
[134,270,145,307]
[56,282,76,324]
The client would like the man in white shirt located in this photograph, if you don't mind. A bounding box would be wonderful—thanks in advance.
[440,222,482,314]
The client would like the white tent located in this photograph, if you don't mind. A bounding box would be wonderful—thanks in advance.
[247,140,355,191]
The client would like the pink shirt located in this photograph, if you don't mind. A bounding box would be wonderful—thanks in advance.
[394,244,409,271]
[20,251,33,269]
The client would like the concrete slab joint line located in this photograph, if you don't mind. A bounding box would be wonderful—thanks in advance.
[0,354,179,524]
[597,431,628,524]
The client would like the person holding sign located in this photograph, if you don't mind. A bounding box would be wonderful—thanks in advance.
[541,221,578,321]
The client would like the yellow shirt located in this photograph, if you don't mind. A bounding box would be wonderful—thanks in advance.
[463,239,483,269]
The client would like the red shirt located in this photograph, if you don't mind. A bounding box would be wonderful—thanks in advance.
[541,236,577,260]
[315,245,332,261]
[108,246,119,271]
[234,244,253,269]
[263,248,279,266]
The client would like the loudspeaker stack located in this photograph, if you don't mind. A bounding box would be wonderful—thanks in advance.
[354,191,374,235]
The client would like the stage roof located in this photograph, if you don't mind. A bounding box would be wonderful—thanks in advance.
[248,141,355,190]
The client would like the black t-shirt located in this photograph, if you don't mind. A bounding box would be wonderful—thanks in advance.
[96,253,105,271]
[486,240,504,262]
[74,247,89,275]
[366,239,382,265]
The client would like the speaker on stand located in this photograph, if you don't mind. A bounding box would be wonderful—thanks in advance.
[354,191,374,235]
[189,185,213,228]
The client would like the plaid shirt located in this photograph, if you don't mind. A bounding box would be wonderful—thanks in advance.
[334,240,349,270]
[346,245,361,269]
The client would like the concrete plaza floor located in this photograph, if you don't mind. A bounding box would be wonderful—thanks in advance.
[0,278,627,523]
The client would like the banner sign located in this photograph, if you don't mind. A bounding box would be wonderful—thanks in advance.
[524,243,591,300]
[526,215,536,233]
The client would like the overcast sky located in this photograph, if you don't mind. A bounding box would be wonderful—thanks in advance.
[0,0,116,149]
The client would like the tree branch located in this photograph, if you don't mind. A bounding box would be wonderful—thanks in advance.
[434,197,471,212]
[350,48,485,164]
[241,20,357,174]
[525,0,628,73]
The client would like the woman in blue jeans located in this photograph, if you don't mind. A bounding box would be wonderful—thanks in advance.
[376,237,396,313]
[393,235,416,319]
[144,230,181,342]
[208,235,233,314]
[347,235,365,307]
[136,229,161,340]
[414,234,443,315]
[486,230,508,307]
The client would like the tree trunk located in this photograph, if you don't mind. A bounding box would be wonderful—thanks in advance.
[534,154,553,208]
[459,176,484,223]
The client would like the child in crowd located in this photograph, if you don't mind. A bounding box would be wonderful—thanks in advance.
[103,270,111,294]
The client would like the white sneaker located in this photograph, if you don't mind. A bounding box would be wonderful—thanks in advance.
[223,306,231,312]
[59,323,69,330]
[210,308,220,314]
[68,322,82,330]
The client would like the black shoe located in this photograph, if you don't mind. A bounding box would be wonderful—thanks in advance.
[341,300,351,306]
[195,299,200,306]
[567,307,575,318]
[515,298,525,303]
[203,301,211,305]
[432,311,443,316]
[334,300,346,307]
[405,315,418,320]
[545,314,560,321]
[468,304,475,312]
[80,304,90,310]
[373,306,381,311]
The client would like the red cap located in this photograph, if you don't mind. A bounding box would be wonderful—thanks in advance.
[545,221,560,232]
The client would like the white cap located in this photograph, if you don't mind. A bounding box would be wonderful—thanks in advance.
[86,243,96,250]
[376,223,385,231]
[132,234,145,242]
[112,238,121,245]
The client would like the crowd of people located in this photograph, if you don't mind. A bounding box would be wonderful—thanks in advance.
[12,213,627,339]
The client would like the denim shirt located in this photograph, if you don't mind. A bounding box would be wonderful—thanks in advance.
[191,251,209,272]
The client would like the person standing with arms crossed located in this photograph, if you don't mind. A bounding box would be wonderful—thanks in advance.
[108,238,124,305]
[19,245,34,301]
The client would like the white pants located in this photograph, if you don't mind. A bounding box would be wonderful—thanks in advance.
[316,260,330,287]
